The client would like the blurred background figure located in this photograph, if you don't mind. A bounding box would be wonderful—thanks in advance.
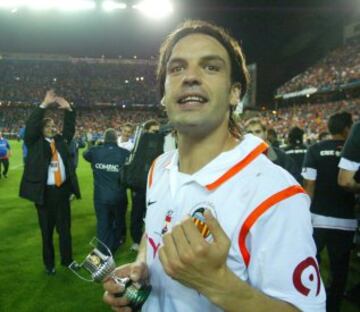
[302,112,355,312]
[0,131,11,178]
[245,117,299,181]
[83,128,129,255]
[118,123,135,152]
[284,126,307,184]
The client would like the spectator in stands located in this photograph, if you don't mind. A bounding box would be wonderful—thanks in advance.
[245,117,299,180]
[83,128,129,255]
[302,111,355,312]
[0,131,11,178]
[19,90,81,275]
[284,127,307,183]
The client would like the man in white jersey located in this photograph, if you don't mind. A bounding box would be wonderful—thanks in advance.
[103,20,326,312]
[118,123,135,151]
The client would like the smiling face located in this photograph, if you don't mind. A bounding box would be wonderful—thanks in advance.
[162,33,239,137]
[42,119,56,138]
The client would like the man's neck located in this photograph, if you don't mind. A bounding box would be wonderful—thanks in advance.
[331,134,345,141]
[177,128,240,175]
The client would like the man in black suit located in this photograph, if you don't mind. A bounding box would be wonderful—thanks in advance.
[19,90,81,275]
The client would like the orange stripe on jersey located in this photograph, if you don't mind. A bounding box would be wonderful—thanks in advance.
[238,185,305,267]
[206,142,268,191]
[148,158,157,189]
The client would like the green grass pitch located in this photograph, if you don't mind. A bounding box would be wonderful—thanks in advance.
[0,140,358,311]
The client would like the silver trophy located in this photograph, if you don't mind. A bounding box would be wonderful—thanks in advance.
[69,237,151,310]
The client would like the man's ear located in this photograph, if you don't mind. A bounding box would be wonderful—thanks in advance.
[230,83,241,107]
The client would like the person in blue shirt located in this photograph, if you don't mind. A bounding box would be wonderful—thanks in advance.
[18,125,28,164]
[0,131,11,178]
[83,128,129,255]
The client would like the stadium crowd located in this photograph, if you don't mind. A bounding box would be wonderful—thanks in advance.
[1,98,359,146]
[277,38,360,95]
[256,98,360,144]
[0,106,164,137]
[0,60,158,106]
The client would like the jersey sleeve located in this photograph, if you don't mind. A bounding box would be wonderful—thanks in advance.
[341,122,360,163]
[302,145,317,180]
[247,193,326,311]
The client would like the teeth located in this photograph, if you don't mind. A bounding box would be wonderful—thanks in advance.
[179,96,206,103]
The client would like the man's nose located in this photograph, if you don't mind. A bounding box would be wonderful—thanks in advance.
[182,66,202,86]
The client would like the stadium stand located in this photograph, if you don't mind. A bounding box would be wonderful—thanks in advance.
[0,53,158,107]
[276,38,360,96]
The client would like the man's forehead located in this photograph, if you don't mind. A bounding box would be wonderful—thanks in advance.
[169,33,229,62]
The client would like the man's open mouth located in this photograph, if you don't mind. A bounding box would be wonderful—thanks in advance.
[177,95,208,105]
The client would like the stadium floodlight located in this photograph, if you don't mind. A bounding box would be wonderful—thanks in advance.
[102,1,127,12]
[133,0,173,19]
[0,0,96,11]
[26,0,56,11]
[0,0,24,10]
[53,0,96,12]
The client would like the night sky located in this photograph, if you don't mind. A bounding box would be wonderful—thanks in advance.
[0,0,358,105]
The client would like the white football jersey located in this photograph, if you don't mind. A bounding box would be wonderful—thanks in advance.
[143,134,326,312]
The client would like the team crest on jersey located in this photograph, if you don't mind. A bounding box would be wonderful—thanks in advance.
[189,202,217,240]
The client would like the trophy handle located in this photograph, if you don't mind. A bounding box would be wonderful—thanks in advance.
[68,261,94,282]
[90,237,113,257]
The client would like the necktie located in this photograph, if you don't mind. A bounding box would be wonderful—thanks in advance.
[50,140,62,187]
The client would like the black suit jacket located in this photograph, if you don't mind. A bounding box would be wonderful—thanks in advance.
[19,107,81,205]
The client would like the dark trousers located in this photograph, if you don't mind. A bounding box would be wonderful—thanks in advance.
[130,188,146,244]
[120,193,127,241]
[94,199,126,255]
[313,228,354,312]
[36,184,72,270]
[0,158,9,176]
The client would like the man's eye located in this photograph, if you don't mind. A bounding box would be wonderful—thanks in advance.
[205,65,219,71]
[170,65,184,73]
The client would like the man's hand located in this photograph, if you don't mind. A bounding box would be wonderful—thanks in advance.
[41,89,57,108]
[103,261,148,312]
[56,97,73,111]
[159,210,231,293]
